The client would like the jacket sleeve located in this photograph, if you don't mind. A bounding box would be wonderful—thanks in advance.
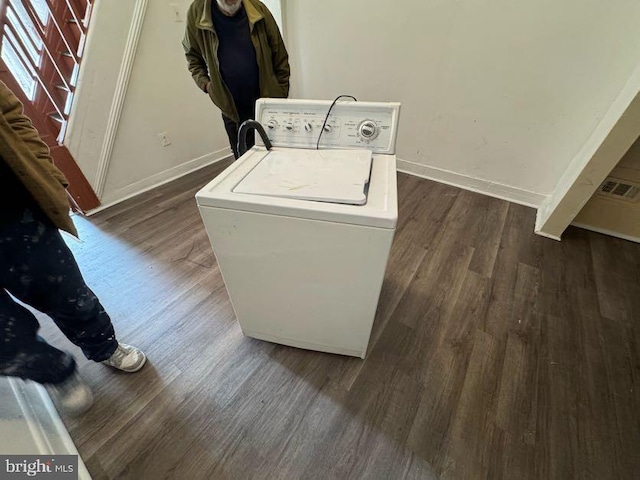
[182,9,210,92]
[262,7,290,96]
[0,81,67,187]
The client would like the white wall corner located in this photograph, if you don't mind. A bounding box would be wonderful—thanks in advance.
[93,0,149,199]
[571,222,640,244]
[397,158,547,209]
[534,208,562,241]
[535,65,640,240]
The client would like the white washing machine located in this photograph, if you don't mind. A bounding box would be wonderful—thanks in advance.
[196,99,401,358]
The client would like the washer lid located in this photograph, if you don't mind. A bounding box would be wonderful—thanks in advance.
[232,149,372,205]
[196,147,397,229]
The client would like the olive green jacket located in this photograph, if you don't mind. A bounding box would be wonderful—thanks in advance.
[182,0,290,122]
[0,81,76,236]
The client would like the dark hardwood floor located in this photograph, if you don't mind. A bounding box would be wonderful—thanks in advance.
[38,161,640,479]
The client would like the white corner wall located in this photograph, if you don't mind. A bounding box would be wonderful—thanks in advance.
[283,0,640,207]
[66,0,232,206]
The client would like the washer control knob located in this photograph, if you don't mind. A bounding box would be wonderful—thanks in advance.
[323,124,333,133]
[304,122,313,132]
[266,120,277,130]
[285,122,294,131]
[358,120,378,140]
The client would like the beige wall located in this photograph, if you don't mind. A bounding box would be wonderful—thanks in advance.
[69,0,282,206]
[101,0,231,204]
[618,135,640,170]
[574,197,640,243]
[283,0,640,205]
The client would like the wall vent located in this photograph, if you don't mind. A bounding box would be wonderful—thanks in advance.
[596,177,640,203]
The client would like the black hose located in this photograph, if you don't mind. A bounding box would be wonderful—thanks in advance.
[237,120,273,157]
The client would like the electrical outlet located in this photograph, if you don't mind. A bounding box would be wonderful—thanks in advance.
[158,132,172,147]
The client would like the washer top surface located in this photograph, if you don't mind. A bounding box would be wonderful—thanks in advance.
[196,147,398,229]
[233,148,372,205]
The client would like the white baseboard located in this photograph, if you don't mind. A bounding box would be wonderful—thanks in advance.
[88,154,548,222]
[397,158,547,208]
[572,222,640,244]
[93,0,149,198]
[534,229,562,242]
[533,202,563,240]
[87,147,232,215]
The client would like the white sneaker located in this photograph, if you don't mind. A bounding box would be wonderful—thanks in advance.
[49,372,94,415]
[101,343,147,372]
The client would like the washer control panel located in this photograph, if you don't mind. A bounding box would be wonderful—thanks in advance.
[255,99,401,154]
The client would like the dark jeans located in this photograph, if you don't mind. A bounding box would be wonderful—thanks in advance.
[0,209,118,385]
[222,107,255,159]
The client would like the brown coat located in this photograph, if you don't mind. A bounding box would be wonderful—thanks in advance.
[0,81,77,236]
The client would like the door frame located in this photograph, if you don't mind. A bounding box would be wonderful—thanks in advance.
[0,0,100,211]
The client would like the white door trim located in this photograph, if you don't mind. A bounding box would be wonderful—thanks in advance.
[92,0,149,198]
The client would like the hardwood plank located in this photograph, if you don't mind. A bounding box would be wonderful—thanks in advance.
[335,177,459,388]
[596,316,640,478]
[495,333,539,445]
[542,314,582,480]
[591,231,640,325]
[402,454,440,480]
[493,432,536,480]
[454,192,510,278]
[373,178,460,334]
[405,271,491,470]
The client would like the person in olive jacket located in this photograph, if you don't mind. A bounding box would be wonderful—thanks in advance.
[0,81,146,415]
[183,0,290,158]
